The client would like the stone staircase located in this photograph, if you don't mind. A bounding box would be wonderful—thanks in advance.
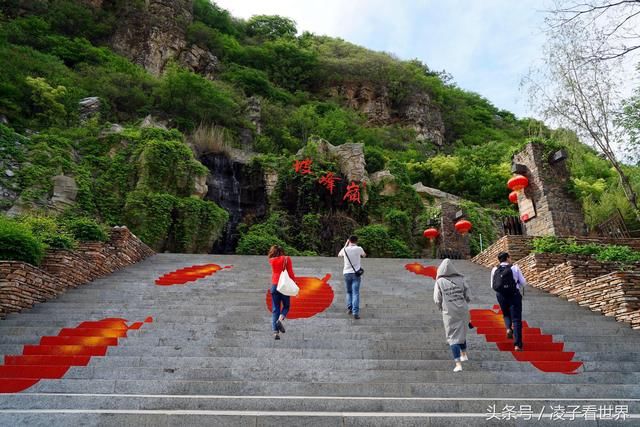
[0,254,638,425]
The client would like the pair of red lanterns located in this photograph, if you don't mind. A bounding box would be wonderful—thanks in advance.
[423,219,472,242]
[507,174,529,204]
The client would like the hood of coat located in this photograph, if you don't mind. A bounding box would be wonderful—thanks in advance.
[436,258,462,279]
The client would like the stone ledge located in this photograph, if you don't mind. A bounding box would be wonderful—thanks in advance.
[0,226,154,319]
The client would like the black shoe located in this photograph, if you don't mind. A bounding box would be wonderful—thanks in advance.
[276,320,286,333]
[353,314,360,319]
[273,333,280,340]
[506,329,513,339]
[347,307,352,315]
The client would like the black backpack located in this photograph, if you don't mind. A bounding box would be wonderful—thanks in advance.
[492,265,518,295]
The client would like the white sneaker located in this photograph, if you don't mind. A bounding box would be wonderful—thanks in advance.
[460,354,468,362]
[453,365,463,372]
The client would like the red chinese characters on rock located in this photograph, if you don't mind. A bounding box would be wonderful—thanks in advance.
[294,158,313,175]
[318,172,342,195]
[342,181,362,205]
[292,158,364,204]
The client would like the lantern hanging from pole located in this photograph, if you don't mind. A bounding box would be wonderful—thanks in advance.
[423,228,439,242]
[507,174,529,192]
[508,191,518,204]
[455,219,472,235]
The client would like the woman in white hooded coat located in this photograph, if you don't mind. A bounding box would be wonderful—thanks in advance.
[433,258,471,372]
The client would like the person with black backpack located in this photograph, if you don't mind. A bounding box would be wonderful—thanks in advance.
[338,235,366,319]
[491,252,528,351]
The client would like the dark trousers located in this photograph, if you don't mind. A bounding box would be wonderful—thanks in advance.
[496,292,523,348]
[450,342,467,361]
[270,284,290,332]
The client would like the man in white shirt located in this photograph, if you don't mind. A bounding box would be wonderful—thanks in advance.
[338,235,366,319]
[490,252,527,351]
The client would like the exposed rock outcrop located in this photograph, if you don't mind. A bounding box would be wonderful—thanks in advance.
[329,82,445,146]
[299,138,368,184]
[78,97,101,122]
[192,174,208,199]
[329,83,391,123]
[140,115,168,130]
[178,45,220,80]
[413,182,462,204]
[402,93,445,145]
[109,0,193,76]
[50,175,78,211]
[370,170,398,196]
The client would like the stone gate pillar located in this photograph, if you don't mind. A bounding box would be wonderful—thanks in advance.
[512,142,587,237]
[439,201,471,259]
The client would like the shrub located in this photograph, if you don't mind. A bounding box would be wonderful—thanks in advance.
[236,232,295,256]
[0,216,46,265]
[135,137,208,196]
[18,214,77,250]
[154,64,241,131]
[173,197,229,253]
[384,208,412,240]
[364,146,386,174]
[63,217,109,242]
[595,245,640,264]
[354,224,413,258]
[236,212,300,256]
[123,191,177,250]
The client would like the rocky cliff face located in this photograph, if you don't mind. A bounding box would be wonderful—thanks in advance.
[329,82,445,145]
[108,0,218,78]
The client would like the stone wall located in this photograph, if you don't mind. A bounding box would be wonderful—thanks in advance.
[0,226,154,318]
[533,259,619,294]
[471,235,534,267]
[512,143,587,237]
[538,270,640,330]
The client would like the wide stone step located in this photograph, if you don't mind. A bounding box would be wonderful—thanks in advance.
[1,393,638,416]
[24,378,640,398]
[10,365,635,384]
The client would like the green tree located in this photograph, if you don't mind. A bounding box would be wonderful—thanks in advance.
[246,15,297,40]
[25,76,67,126]
[154,64,241,130]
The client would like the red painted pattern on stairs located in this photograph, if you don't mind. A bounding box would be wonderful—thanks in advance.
[470,305,583,374]
[405,263,437,279]
[0,317,152,393]
[155,264,232,285]
[266,274,334,319]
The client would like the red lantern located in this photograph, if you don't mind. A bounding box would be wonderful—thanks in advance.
[508,191,518,204]
[423,228,439,241]
[507,175,529,191]
[455,219,472,235]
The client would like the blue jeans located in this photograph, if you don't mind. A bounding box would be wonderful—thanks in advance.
[344,273,361,315]
[496,292,523,348]
[270,284,290,332]
[450,342,467,361]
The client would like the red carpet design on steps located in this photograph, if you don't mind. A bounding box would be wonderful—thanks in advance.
[266,274,334,319]
[155,264,232,286]
[0,317,153,393]
[405,263,437,279]
[470,305,583,374]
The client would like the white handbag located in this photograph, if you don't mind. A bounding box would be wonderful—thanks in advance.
[276,257,299,296]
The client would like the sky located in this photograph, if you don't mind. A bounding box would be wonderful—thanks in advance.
[215,0,549,118]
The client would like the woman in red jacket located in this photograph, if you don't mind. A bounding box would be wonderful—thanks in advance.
[268,245,296,340]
